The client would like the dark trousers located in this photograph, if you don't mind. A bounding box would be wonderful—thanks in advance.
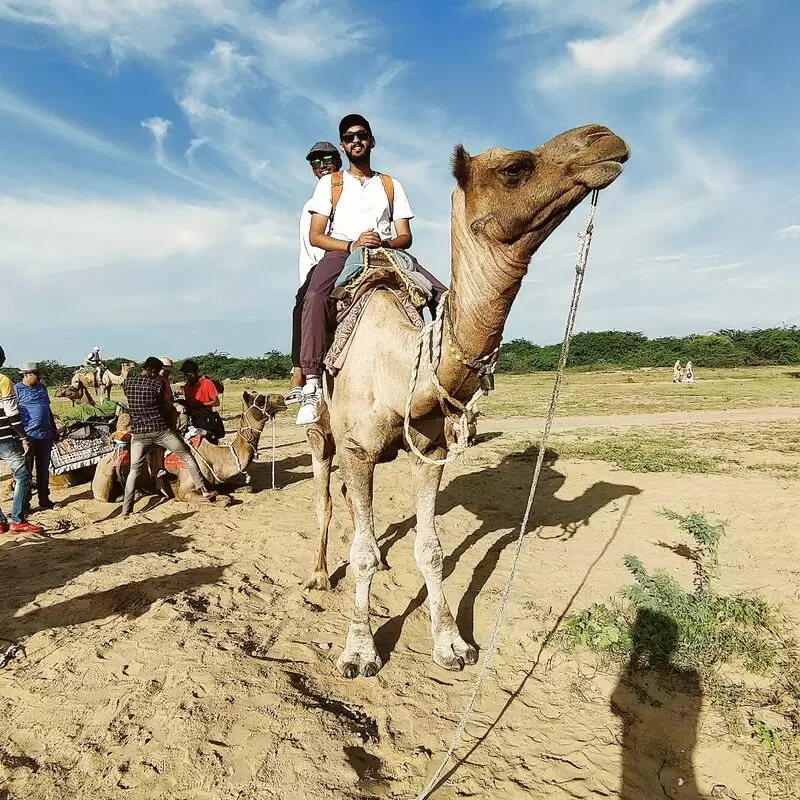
[25,437,53,512]
[299,250,447,375]
[291,270,314,369]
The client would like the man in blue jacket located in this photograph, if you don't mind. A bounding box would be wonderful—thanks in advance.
[15,362,61,513]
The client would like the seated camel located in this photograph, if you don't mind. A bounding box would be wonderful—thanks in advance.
[54,379,96,407]
[92,391,286,503]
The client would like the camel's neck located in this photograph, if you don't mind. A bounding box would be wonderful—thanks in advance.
[231,417,264,472]
[439,189,528,398]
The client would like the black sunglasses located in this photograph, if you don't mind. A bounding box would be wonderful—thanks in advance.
[342,130,371,144]
[309,154,338,168]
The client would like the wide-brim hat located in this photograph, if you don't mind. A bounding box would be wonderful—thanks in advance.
[305,141,339,162]
[160,357,174,369]
[20,361,40,373]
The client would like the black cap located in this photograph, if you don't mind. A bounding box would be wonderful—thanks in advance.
[305,141,339,162]
[339,114,372,138]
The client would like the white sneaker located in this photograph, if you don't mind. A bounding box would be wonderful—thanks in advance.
[284,386,304,406]
[295,384,322,425]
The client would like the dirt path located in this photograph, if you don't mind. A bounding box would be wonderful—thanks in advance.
[481,405,800,433]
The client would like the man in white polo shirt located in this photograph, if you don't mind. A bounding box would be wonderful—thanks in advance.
[286,141,343,406]
[296,113,447,425]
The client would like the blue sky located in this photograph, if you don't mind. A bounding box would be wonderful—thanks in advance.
[1,0,798,365]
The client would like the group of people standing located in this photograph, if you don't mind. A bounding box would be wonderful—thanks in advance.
[0,345,229,530]
[0,346,59,535]
[286,113,446,425]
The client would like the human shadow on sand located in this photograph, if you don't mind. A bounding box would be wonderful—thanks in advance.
[373,445,641,663]
[612,609,704,800]
[0,512,223,642]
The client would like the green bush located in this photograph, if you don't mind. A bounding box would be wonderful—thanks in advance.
[563,510,780,673]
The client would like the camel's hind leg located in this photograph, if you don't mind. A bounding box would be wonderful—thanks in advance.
[304,419,335,591]
[411,453,478,671]
[337,444,382,678]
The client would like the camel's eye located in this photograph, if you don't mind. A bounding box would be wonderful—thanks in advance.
[498,157,533,186]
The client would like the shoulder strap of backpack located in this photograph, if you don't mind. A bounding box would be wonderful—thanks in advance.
[328,171,344,232]
[378,173,394,221]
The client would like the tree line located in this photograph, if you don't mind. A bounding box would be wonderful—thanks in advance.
[2,328,798,386]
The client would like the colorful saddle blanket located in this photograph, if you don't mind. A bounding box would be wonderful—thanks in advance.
[50,420,115,475]
[324,248,429,376]
[164,434,204,471]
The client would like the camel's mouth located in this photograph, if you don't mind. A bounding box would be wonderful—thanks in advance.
[583,134,630,168]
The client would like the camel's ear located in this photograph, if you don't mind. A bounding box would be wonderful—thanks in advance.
[452,144,471,188]
[243,390,252,406]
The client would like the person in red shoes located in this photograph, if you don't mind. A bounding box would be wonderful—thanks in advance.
[0,345,42,534]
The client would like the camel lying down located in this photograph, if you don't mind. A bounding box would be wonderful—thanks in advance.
[305,124,630,678]
[92,391,286,503]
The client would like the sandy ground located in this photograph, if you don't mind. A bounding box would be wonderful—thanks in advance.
[0,413,798,799]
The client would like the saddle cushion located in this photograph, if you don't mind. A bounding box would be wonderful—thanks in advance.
[164,434,204,471]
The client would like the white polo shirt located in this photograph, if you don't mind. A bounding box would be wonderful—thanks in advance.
[306,170,413,243]
[298,197,323,285]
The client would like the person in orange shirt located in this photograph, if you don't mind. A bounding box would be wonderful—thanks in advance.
[179,360,225,442]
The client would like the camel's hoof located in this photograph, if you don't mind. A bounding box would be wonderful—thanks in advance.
[362,661,380,678]
[434,652,465,671]
[337,650,382,678]
[303,572,332,592]
[340,662,360,679]
[377,559,389,572]
[434,638,477,671]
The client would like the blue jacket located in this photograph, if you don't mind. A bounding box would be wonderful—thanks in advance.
[14,382,56,440]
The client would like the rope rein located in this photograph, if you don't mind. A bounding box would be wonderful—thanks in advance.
[403,295,492,466]
[414,188,600,800]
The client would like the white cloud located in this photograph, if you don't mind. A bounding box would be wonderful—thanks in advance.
[775,224,800,238]
[0,87,129,159]
[484,0,719,89]
[141,116,172,164]
[0,194,294,278]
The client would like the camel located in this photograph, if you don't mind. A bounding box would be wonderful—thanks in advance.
[91,391,286,502]
[100,362,134,400]
[304,124,629,678]
[54,379,96,407]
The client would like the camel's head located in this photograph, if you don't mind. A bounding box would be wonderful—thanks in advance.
[53,386,71,398]
[452,124,629,264]
[242,391,287,422]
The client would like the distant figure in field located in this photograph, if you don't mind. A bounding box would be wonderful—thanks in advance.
[682,361,694,384]
[672,360,683,383]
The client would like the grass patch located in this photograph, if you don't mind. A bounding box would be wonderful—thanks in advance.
[555,436,724,474]
[478,366,800,418]
[563,511,779,672]
[562,510,799,795]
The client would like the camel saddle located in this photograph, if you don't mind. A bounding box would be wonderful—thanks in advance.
[164,434,205,471]
[324,247,431,376]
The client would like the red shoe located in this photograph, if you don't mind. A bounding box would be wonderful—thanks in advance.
[0,522,8,534]
[9,521,43,534]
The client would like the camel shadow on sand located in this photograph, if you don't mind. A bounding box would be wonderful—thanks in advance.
[373,444,641,664]
[0,512,226,643]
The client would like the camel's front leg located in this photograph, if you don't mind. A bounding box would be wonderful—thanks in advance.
[412,456,478,671]
[304,423,335,591]
[337,447,382,678]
